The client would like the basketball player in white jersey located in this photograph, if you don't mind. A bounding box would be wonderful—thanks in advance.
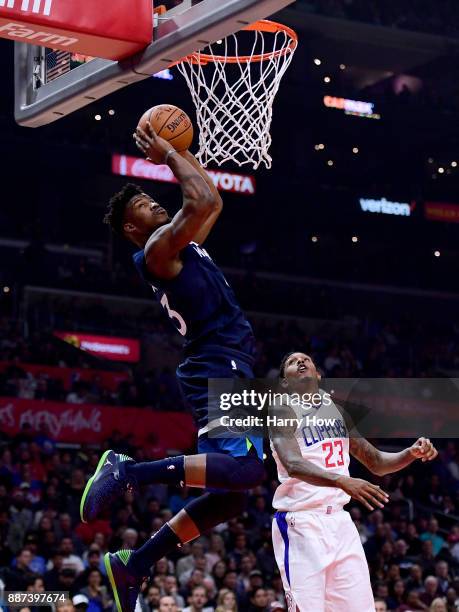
[269,351,438,612]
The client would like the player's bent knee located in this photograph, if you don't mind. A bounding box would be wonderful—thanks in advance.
[233,456,265,489]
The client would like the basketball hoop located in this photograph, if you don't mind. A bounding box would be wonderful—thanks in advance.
[175,20,298,169]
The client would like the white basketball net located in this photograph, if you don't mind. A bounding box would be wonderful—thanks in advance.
[176,21,297,169]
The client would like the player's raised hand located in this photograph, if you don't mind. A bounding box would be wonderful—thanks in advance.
[337,476,389,511]
[409,437,438,462]
[133,123,175,165]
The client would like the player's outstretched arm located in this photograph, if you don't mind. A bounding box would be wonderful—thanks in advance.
[134,125,218,277]
[178,150,223,245]
[350,437,438,476]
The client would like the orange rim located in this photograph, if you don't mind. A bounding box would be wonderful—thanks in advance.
[174,20,297,66]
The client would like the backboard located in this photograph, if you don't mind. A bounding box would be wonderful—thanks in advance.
[14,0,296,127]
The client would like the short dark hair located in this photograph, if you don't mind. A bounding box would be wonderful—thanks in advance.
[104,183,144,234]
[279,351,296,378]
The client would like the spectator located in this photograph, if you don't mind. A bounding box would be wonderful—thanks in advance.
[183,585,214,612]
[248,571,264,594]
[3,548,35,590]
[418,540,437,576]
[140,585,161,612]
[238,555,256,591]
[400,590,429,610]
[157,596,179,612]
[435,561,451,595]
[387,579,405,610]
[248,588,268,612]
[229,535,249,567]
[163,575,185,609]
[180,557,215,592]
[56,601,75,612]
[421,518,446,556]
[429,597,447,612]
[212,561,227,591]
[215,589,238,612]
[420,576,441,607]
[80,568,112,612]
[57,568,78,598]
[374,600,387,612]
[120,528,139,551]
[406,563,424,593]
[21,535,46,575]
[176,542,205,580]
[205,534,225,572]
[446,587,459,609]
[60,538,84,574]
[72,595,89,612]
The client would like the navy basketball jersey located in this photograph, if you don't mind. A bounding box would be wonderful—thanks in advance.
[132,242,255,361]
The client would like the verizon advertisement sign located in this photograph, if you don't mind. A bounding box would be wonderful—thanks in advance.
[359,197,413,217]
[112,154,256,196]
[54,331,140,363]
[425,201,459,224]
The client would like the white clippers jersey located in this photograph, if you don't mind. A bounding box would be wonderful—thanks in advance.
[271,391,351,512]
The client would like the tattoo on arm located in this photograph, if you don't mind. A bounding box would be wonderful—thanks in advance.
[350,438,381,473]
[350,438,414,476]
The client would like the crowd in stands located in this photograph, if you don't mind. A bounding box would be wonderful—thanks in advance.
[0,427,458,612]
[1,297,459,409]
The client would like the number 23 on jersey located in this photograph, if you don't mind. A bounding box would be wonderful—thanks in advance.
[322,440,345,468]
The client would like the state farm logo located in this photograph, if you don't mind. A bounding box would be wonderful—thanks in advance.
[0,0,53,16]
[0,22,77,46]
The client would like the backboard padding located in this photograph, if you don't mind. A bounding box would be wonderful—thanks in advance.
[14,0,296,127]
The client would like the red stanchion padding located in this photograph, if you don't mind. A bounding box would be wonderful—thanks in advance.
[0,0,153,60]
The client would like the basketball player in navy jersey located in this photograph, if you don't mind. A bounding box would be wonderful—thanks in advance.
[79,124,264,612]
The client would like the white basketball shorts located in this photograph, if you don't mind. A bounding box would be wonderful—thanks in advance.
[272,508,375,612]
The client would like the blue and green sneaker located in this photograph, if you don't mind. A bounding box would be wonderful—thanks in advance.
[104,550,141,612]
[80,450,136,523]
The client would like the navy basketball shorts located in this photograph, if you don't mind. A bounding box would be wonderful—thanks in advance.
[176,350,263,459]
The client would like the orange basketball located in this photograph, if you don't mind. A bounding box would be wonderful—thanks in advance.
[138,104,194,154]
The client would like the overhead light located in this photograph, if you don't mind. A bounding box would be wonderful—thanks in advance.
[434,250,441,257]
[314,58,321,66]
[324,76,331,83]
[3,286,10,293]
[311,236,318,243]
[452,161,457,167]
[339,63,346,70]
[327,160,334,166]
[216,39,223,44]
[352,236,358,243]
[352,147,359,154]
[318,143,325,150]
[108,109,115,116]
[427,157,434,163]
[438,167,445,174]
[94,114,102,121]
[314,145,320,151]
